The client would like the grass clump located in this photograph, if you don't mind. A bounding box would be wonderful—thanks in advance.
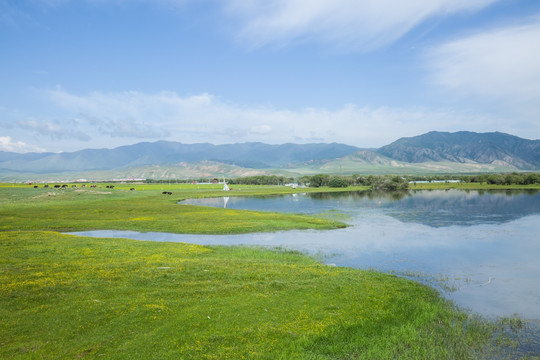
[1,231,496,359]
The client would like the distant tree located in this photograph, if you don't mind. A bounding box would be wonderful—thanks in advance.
[486,174,503,185]
[328,177,349,188]
[228,175,293,185]
[309,174,330,187]
[371,175,409,191]
[523,173,540,184]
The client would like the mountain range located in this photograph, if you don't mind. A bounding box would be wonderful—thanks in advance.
[1,131,538,181]
[377,131,539,169]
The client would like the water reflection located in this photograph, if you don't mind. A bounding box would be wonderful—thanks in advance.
[385,189,540,227]
[181,189,540,227]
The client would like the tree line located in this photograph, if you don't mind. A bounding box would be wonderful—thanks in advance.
[144,172,539,189]
[298,174,409,190]
[407,172,540,185]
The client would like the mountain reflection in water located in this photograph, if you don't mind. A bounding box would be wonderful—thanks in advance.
[181,189,540,228]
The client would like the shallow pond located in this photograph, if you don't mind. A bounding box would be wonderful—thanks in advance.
[73,189,540,321]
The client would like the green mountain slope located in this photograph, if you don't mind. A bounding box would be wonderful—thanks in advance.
[377,131,540,169]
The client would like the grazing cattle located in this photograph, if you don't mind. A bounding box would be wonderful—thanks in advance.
[130,188,135,191]
[90,185,97,188]
[61,184,68,188]
[54,185,61,188]
[44,185,49,188]
[34,185,38,188]
[162,191,172,195]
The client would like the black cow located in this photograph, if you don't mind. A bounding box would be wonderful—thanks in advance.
[162,191,172,195]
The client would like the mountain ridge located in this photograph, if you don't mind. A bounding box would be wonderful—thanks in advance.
[0,141,360,173]
[376,131,539,169]
[1,131,538,180]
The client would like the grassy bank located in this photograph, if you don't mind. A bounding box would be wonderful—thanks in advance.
[0,183,514,358]
[0,184,351,234]
[1,231,496,359]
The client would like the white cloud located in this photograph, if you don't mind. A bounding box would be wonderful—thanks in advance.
[0,136,46,153]
[18,118,91,141]
[226,0,498,50]
[249,124,272,135]
[428,16,540,103]
[44,88,521,148]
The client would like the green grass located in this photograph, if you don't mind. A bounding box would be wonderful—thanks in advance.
[0,184,352,234]
[0,183,515,359]
[1,231,496,359]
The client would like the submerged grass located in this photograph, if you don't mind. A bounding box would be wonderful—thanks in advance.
[1,231,497,359]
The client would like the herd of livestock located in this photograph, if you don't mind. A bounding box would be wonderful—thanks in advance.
[29,183,179,195]
[29,184,142,191]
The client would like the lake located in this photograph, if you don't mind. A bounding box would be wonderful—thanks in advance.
[72,189,540,321]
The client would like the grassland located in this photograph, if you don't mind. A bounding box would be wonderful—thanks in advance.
[0,183,358,234]
[0,183,516,359]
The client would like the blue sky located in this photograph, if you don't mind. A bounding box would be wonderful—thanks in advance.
[1,0,539,153]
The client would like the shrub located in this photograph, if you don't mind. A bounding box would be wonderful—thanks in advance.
[328,178,349,188]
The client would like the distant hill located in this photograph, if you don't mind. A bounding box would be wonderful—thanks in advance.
[291,149,516,176]
[0,141,360,174]
[377,131,540,170]
[1,131,538,181]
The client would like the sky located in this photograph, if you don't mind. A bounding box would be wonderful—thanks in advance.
[1,0,539,153]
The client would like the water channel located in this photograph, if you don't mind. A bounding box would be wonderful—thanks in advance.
[73,189,540,322]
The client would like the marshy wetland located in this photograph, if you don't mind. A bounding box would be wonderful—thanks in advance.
[179,189,540,318]
[2,183,540,359]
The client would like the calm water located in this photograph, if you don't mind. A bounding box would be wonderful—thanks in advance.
[73,190,540,321]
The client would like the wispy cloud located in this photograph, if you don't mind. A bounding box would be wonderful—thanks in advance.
[17,118,91,141]
[43,88,515,148]
[226,0,498,50]
[0,136,46,153]
[428,15,540,104]
[47,89,171,139]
